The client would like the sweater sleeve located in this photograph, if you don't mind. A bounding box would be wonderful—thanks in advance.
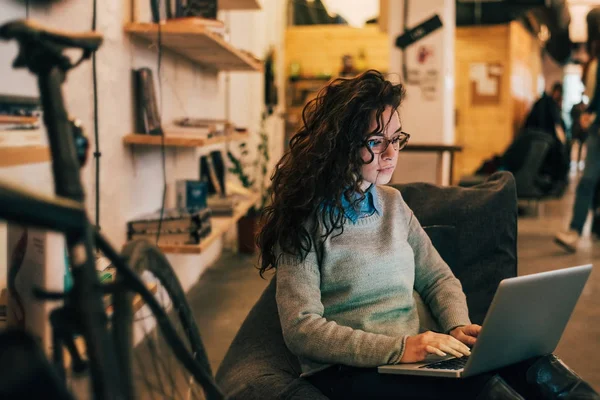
[276,252,407,367]
[400,199,472,333]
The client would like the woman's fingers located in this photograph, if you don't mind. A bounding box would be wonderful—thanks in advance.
[455,331,477,346]
[464,324,482,337]
[437,335,471,358]
[462,334,477,346]
[425,345,447,357]
[447,335,471,355]
[438,343,464,359]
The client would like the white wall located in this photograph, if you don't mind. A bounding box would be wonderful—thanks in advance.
[0,0,285,289]
[321,0,379,27]
[386,0,456,185]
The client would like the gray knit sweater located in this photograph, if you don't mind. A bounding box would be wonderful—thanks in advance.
[275,185,471,377]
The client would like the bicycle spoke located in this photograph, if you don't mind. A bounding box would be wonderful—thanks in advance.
[141,318,169,398]
[133,351,159,400]
[158,281,176,400]
[114,239,223,400]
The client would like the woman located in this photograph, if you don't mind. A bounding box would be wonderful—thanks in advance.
[258,70,598,399]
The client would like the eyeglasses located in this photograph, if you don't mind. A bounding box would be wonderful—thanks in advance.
[364,132,410,154]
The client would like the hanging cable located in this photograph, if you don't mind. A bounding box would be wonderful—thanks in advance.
[92,0,102,230]
[155,9,167,245]
[25,0,29,18]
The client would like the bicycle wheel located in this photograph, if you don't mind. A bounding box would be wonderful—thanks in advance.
[112,239,219,399]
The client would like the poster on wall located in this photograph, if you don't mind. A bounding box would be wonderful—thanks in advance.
[469,63,503,105]
[406,45,439,102]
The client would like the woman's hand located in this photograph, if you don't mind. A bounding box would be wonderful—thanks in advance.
[449,324,482,347]
[399,331,471,363]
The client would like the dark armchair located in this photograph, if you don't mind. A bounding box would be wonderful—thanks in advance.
[216,172,518,399]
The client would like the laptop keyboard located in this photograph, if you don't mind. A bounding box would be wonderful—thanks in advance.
[419,356,469,370]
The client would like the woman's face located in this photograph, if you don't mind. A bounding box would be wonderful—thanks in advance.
[359,106,401,190]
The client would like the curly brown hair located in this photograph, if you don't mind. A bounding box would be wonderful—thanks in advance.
[257,70,406,276]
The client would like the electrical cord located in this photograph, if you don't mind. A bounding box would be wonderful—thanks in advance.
[155,8,167,245]
[25,0,29,18]
[92,0,102,230]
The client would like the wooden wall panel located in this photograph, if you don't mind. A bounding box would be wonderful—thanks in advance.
[509,22,543,137]
[454,22,542,181]
[284,25,389,78]
[455,24,512,180]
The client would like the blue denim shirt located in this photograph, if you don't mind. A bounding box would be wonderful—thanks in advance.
[341,184,382,223]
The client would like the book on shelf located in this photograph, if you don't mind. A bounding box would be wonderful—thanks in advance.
[164,125,215,138]
[128,224,212,246]
[172,117,233,138]
[207,194,249,216]
[128,207,211,234]
[169,16,225,33]
[133,68,163,135]
[0,94,41,117]
[0,127,46,148]
[174,117,229,127]
[0,95,44,147]
[0,115,40,126]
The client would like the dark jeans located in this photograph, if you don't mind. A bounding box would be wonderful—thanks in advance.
[306,357,540,399]
[571,133,600,234]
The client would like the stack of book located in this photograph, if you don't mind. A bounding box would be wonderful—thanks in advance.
[171,117,233,139]
[207,194,244,216]
[127,208,212,246]
[0,95,44,147]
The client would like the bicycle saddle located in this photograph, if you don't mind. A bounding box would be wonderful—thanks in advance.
[0,19,102,52]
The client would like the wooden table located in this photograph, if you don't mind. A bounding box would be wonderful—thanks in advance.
[404,144,463,185]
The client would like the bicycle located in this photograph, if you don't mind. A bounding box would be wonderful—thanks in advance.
[0,19,223,400]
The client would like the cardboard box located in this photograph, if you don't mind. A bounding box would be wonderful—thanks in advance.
[6,224,66,354]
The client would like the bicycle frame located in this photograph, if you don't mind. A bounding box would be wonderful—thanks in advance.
[0,64,126,400]
[0,20,223,400]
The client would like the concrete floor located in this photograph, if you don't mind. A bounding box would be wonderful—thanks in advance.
[186,175,600,393]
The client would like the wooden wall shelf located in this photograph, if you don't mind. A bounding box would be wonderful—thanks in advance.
[220,0,262,10]
[0,146,50,167]
[160,192,260,254]
[0,115,38,124]
[123,132,249,147]
[125,21,263,72]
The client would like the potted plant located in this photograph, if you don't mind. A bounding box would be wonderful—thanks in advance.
[227,111,270,254]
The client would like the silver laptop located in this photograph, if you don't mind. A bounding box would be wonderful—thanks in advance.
[378,264,592,378]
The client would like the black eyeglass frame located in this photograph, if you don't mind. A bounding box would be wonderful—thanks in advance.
[364,131,411,154]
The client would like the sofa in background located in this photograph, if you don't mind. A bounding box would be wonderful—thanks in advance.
[215,172,518,399]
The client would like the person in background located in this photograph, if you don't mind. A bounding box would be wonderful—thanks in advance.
[555,10,600,252]
[570,93,589,169]
[258,70,599,399]
[524,82,567,143]
[523,82,570,188]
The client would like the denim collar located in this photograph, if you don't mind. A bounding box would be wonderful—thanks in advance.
[341,184,381,223]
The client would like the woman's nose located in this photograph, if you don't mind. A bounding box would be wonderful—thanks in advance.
[382,141,395,160]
